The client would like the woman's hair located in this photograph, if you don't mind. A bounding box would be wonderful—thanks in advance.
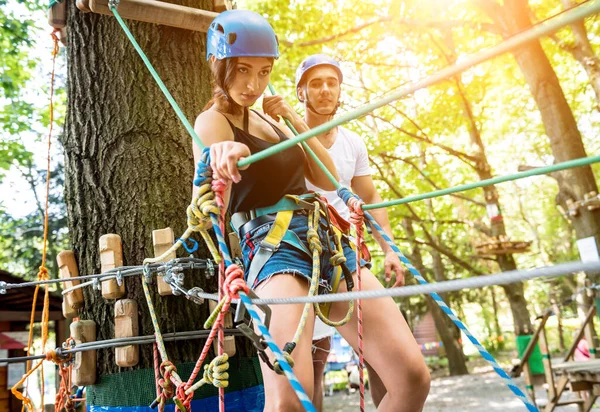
[203,57,275,115]
[203,57,243,115]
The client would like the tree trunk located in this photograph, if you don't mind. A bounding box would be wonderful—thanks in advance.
[447,53,534,336]
[403,219,469,375]
[484,0,600,279]
[559,0,600,110]
[490,287,502,337]
[61,0,243,381]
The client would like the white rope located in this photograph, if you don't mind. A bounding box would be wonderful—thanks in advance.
[249,260,600,305]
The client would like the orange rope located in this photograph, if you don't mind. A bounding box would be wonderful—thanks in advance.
[13,29,60,411]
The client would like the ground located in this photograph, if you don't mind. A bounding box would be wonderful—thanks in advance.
[323,356,595,411]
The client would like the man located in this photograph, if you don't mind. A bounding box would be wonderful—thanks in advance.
[295,54,405,410]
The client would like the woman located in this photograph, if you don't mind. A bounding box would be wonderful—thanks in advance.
[194,10,430,412]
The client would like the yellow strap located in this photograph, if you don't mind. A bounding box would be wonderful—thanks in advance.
[319,229,344,318]
[263,210,294,247]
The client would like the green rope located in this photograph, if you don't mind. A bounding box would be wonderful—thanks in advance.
[110,7,204,150]
[48,0,61,8]
[363,155,600,210]
[239,0,600,169]
[267,84,340,189]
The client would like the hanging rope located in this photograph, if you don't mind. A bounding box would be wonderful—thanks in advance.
[347,196,366,412]
[12,29,60,411]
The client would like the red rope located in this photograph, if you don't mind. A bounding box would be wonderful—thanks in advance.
[348,197,365,412]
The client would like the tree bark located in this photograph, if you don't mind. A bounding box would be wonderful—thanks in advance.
[61,0,248,380]
[558,0,600,109]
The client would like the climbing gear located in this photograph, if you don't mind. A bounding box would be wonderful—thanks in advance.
[234,290,275,370]
[272,200,355,374]
[206,10,280,61]
[231,193,354,293]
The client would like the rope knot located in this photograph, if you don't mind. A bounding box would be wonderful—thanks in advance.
[306,228,322,254]
[204,354,230,388]
[329,251,347,267]
[273,351,295,375]
[193,147,213,188]
[224,264,248,300]
[347,196,365,227]
[38,266,50,281]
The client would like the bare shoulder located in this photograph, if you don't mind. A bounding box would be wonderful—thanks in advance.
[194,109,234,146]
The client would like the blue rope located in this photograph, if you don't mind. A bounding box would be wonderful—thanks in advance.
[177,237,198,254]
[337,187,538,412]
[195,148,315,411]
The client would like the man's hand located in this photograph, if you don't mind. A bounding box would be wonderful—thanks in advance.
[384,250,405,287]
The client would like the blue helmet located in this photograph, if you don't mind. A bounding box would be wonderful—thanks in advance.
[295,54,343,101]
[206,10,279,60]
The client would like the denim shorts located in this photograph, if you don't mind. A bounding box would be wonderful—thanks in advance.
[239,212,369,291]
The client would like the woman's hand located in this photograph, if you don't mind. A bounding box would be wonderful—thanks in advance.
[210,141,251,183]
[263,95,300,125]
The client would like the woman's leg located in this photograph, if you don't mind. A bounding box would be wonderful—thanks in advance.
[331,268,430,412]
[365,360,386,407]
[254,274,316,412]
[311,337,330,412]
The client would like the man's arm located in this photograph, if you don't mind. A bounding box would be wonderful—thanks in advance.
[351,175,405,286]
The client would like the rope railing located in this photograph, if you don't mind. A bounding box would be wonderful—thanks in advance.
[250,260,600,305]
[364,155,600,210]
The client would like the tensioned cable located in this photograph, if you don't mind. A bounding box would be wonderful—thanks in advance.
[0,258,210,291]
[0,328,244,364]
[249,260,600,305]
[237,0,600,169]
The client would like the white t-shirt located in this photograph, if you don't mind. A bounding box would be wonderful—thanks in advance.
[305,127,372,220]
[307,127,372,342]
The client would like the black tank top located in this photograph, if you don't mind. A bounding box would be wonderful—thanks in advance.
[224,110,307,214]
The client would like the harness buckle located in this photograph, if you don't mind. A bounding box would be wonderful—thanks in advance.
[258,240,278,253]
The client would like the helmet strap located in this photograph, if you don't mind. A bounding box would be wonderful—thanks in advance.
[306,99,339,118]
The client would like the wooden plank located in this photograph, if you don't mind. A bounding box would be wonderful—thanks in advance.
[99,234,126,299]
[70,320,96,386]
[539,327,555,401]
[213,0,227,12]
[76,0,92,12]
[583,394,598,412]
[48,0,66,29]
[152,228,175,296]
[523,363,536,405]
[115,299,139,367]
[57,250,84,318]
[545,376,569,411]
[512,311,550,377]
[89,0,217,32]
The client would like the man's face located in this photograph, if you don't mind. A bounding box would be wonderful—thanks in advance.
[299,66,341,115]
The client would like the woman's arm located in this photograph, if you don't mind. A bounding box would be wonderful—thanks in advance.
[262,95,339,190]
[192,110,250,208]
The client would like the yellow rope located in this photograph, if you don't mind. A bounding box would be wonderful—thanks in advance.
[186,354,230,393]
[143,188,221,265]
